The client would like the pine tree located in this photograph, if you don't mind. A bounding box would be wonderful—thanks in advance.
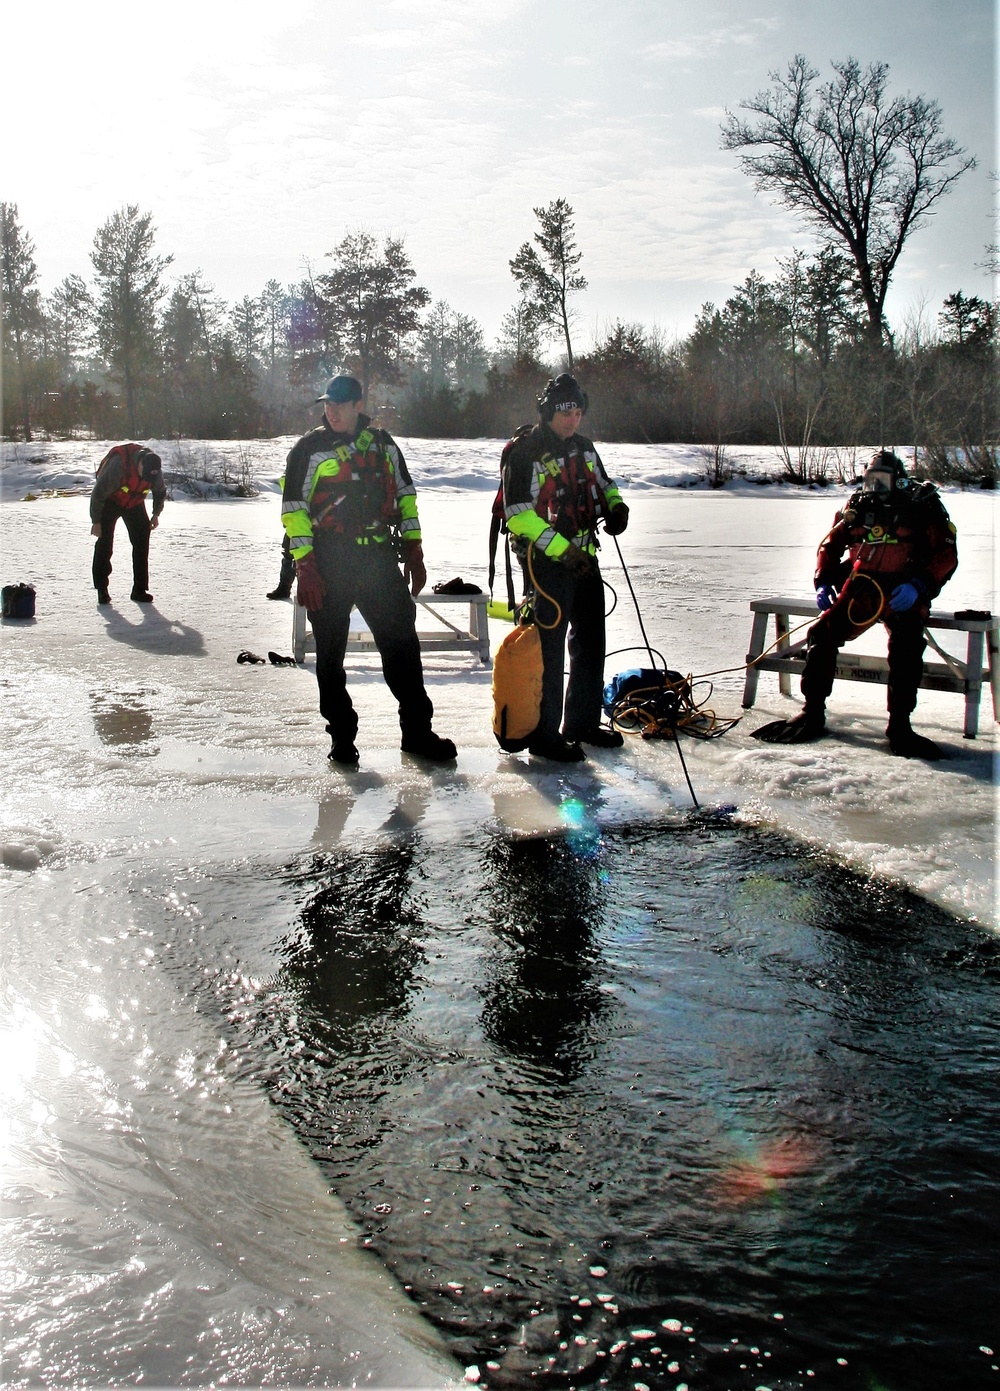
[47,274,96,376]
[1,202,44,439]
[90,205,172,434]
[509,198,587,371]
[316,232,429,397]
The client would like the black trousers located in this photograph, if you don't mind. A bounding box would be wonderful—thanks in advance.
[92,502,151,592]
[522,550,607,741]
[801,590,928,721]
[308,535,434,744]
[276,534,295,590]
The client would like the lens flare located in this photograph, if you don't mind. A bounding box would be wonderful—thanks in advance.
[558,797,603,860]
[559,798,587,831]
[715,1135,819,1207]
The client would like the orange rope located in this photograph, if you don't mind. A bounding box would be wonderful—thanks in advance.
[525,541,563,630]
[695,577,888,682]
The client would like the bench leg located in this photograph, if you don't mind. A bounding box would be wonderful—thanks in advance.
[742,610,769,707]
[989,628,1000,726]
[963,630,985,738]
[776,613,793,698]
[472,601,491,665]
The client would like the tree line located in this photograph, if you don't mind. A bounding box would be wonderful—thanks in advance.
[2,56,995,481]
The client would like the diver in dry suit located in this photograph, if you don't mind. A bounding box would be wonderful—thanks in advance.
[501,374,630,762]
[753,451,958,759]
[90,443,166,605]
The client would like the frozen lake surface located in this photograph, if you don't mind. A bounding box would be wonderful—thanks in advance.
[1,439,997,1387]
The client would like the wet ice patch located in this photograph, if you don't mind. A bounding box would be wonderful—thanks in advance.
[750,749,879,807]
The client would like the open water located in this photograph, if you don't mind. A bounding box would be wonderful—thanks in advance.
[137,814,999,1390]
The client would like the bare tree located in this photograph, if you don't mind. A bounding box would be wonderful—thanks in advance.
[722,56,976,346]
[510,198,587,370]
[91,205,172,433]
[287,259,342,386]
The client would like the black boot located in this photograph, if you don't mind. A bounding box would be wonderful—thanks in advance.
[752,710,826,744]
[528,734,586,762]
[886,721,944,760]
[267,585,292,600]
[401,730,457,761]
[565,727,624,749]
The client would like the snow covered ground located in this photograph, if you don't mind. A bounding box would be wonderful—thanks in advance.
[0,435,996,1386]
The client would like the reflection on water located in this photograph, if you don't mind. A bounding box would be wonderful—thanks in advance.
[479,836,611,1078]
[282,846,426,1044]
[90,689,154,748]
[161,819,1000,1390]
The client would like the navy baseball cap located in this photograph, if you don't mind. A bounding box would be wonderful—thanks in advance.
[317,375,363,404]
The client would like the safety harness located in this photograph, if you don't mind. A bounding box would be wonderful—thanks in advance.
[489,426,606,613]
[309,427,400,541]
[96,444,153,510]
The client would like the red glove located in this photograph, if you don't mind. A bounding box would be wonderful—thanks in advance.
[295,552,326,610]
[402,540,426,596]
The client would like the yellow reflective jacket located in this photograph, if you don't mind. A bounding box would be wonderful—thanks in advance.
[281,415,420,559]
[501,423,622,560]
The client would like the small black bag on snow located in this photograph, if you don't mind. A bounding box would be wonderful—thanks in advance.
[2,584,36,619]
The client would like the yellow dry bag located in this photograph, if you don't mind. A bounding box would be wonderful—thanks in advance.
[492,621,543,751]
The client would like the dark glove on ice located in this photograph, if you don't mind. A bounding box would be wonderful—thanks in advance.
[604,503,629,536]
[402,540,427,596]
[889,580,923,613]
[815,583,838,611]
[295,553,326,610]
[561,546,595,577]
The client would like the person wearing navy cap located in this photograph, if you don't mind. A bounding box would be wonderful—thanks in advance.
[281,375,456,767]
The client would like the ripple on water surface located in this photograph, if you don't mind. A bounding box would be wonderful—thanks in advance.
[158,819,1000,1390]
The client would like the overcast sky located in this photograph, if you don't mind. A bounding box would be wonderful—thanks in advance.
[4,0,995,350]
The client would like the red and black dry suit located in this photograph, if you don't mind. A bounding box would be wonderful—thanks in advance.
[501,423,624,741]
[90,443,166,595]
[281,413,434,747]
[801,480,958,723]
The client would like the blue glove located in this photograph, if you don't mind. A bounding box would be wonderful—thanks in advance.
[815,583,838,611]
[889,581,922,613]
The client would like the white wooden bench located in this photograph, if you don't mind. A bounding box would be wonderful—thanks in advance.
[292,591,491,666]
[742,596,1000,738]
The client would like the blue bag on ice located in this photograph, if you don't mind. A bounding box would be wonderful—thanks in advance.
[603,668,687,731]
